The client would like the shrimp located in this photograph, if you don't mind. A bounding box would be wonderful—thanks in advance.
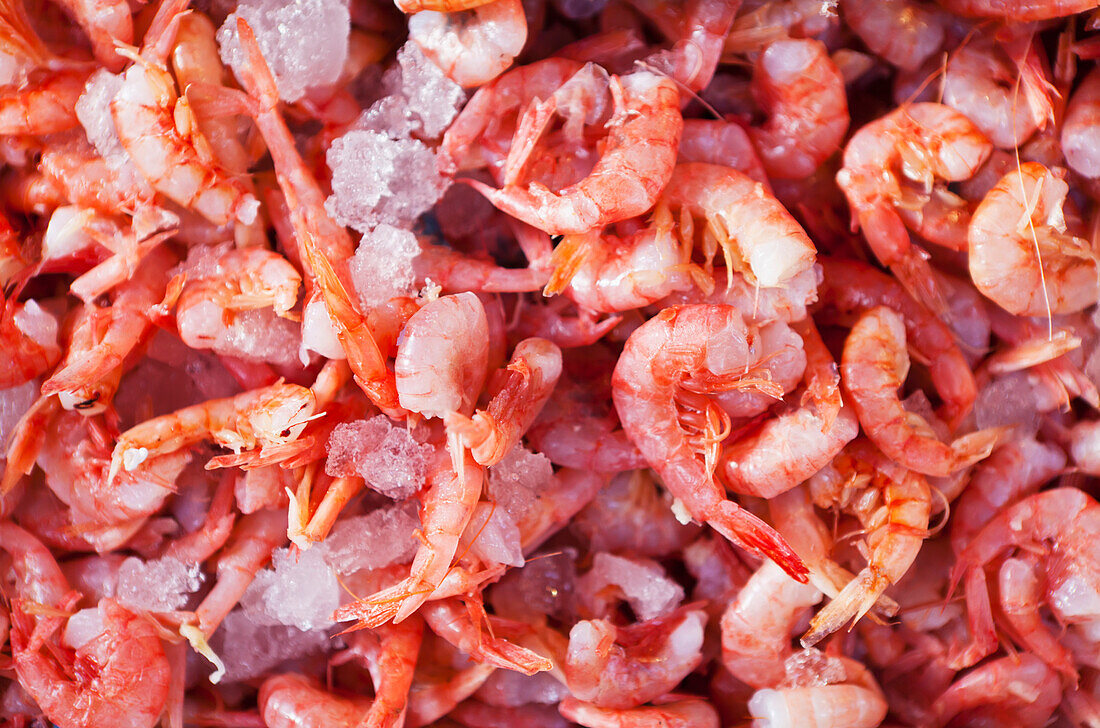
[628,0,738,93]
[931,654,1061,728]
[415,242,550,294]
[0,68,90,136]
[43,245,179,414]
[467,70,682,235]
[421,598,553,675]
[836,103,992,314]
[106,382,317,484]
[749,39,849,180]
[564,606,707,709]
[407,0,527,88]
[935,0,1100,20]
[1064,67,1100,179]
[721,559,823,689]
[2,522,170,728]
[819,257,978,427]
[50,0,131,71]
[719,318,859,498]
[333,616,424,728]
[943,36,1054,150]
[612,304,808,579]
[445,338,562,466]
[110,0,258,227]
[747,654,888,728]
[841,306,1000,477]
[969,162,1100,316]
[395,292,490,420]
[259,673,371,728]
[998,557,1079,680]
[801,440,931,645]
[558,697,720,728]
[659,163,817,288]
[840,0,947,71]
[0,294,60,389]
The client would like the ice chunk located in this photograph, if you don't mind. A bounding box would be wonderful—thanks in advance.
[213,610,329,683]
[0,379,37,451]
[974,372,1040,432]
[350,224,421,308]
[459,501,524,568]
[579,552,684,622]
[300,298,346,362]
[116,556,204,612]
[63,608,104,650]
[489,548,577,622]
[218,0,350,103]
[13,300,58,350]
[782,648,846,688]
[325,130,447,232]
[326,416,431,499]
[323,500,420,575]
[241,547,340,630]
[75,70,150,194]
[394,42,464,139]
[487,446,555,524]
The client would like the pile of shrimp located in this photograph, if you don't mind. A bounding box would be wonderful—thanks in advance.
[5,0,1100,725]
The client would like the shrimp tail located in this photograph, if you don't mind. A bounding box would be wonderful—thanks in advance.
[801,570,886,647]
[707,500,809,582]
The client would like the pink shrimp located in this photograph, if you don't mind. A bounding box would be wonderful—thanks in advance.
[719,318,859,498]
[0,293,60,389]
[628,0,738,92]
[445,338,562,466]
[969,162,1100,316]
[415,242,550,294]
[1,523,170,728]
[931,654,1061,727]
[840,0,948,71]
[564,606,707,709]
[421,598,552,675]
[837,103,992,314]
[467,70,682,235]
[747,654,888,728]
[935,0,1100,20]
[721,559,823,689]
[819,257,978,427]
[1064,67,1100,179]
[611,304,808,580]
[558,696,720,728]
[50,0,132,71]
[749,39,849,180]
[110,0,258,226]
[998,557,1078,680]
[333,616,424,728]
[841,305,1000,477]
[661,163,817,288]
[0,67,89,136]
[259,673,371,728]
[801,440,932,645]
[407,0,527,88]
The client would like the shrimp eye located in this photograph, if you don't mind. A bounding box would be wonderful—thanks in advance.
[550,234,564,245]
[280,428,292,437]
[74,393,101,410]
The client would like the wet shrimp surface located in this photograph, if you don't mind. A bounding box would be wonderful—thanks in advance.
[3,0,1100,727]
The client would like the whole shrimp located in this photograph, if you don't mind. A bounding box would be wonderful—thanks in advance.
[1,523,170,728]
[659,163,817,288]
[627,0,738,93]
[749,39,849,180]
[801,440,931,645]
[445,337,562,466]
[840,0,948,71]
[0,294,61,389]
[930,654,1061,728]
[0,67,90,136]
[721,559,823,689]
[747,654,889,728]
[969,162,1100,316]
[564,605,707,709]
[110,0,258,226]
[332,616,424,728]
[559,696,720,728]
[467,70,682,235]
[935,0,1100,20]
[611,304,808,580]
[259,673,371,728]
[836,103,992,314]
[106,382,317,484]
[841,305,1000,477]
[421,598,552,675]
[998,556,1078,680]
[407,0,527,88]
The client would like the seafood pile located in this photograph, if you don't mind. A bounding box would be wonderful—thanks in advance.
[4,0,1100,725]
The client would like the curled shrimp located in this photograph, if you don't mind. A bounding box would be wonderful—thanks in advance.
[407,0,527,88]
[564,605,707,709]
[660,162,817,288]
[969,162,1100,316]
[628,0,738,92]
[931,654,1061,728]
[749,39,849,180]
[935,0,1100,20]
[841,305,1000,477]
[801,441,931,645]
[0,294,60,389]
[110,0,258,226]
[559,696,720,728]
[611,304,808,580]
[840,0,947,71]
[468,70,682,235]
[998,556,1078,680]
[107,382,317,484]
[0,67,90,136]
[837,103,992,314]
[747,654,889,728]
[421,597,552,675]
[259,673,371,728]
[445,337,562,466]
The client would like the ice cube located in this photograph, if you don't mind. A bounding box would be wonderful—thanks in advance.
[0,379,37,451]
[395,42,464,139]
[325,418,390,477]
[460,501,524,568]
[116,556,204,612]
[487,446,555,523]
[241,546,340,630]
[323,500,420,575]
[213,609,330,683]
[349,224,421,308]
[359,425,432,500]
[974,372,1040,432]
